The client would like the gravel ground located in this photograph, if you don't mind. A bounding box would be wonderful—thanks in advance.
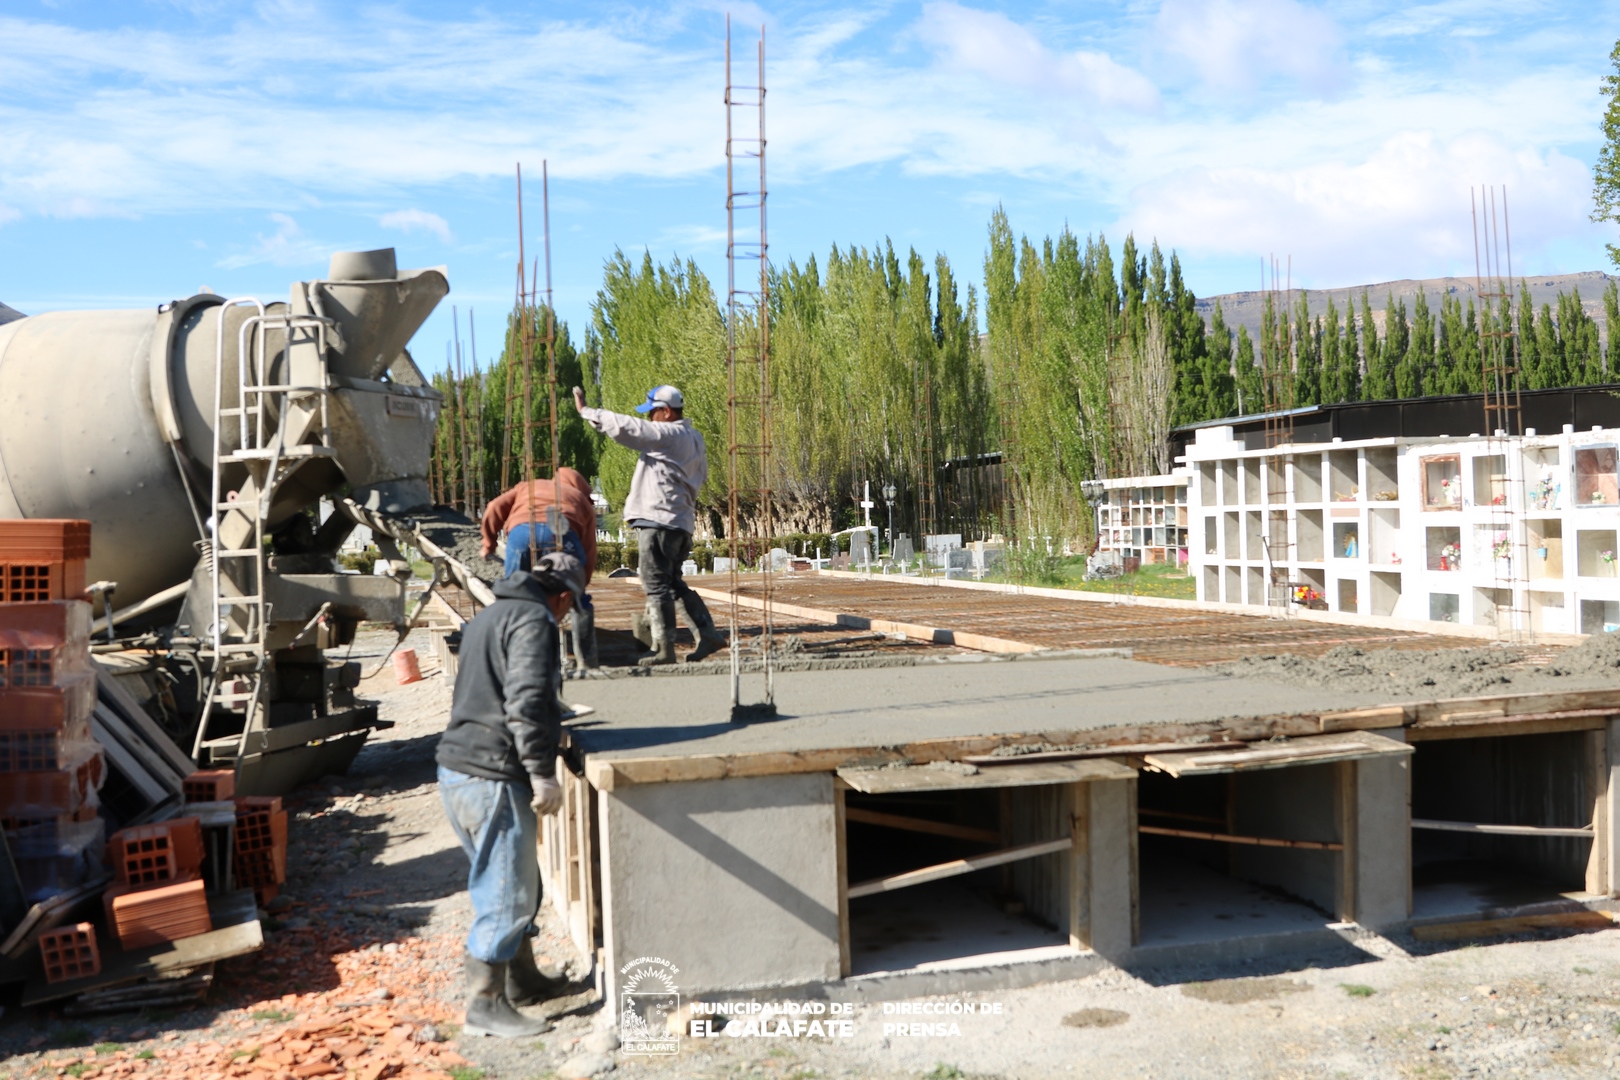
[4,627,1619,1080]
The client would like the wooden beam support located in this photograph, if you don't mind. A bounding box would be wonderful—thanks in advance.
[847,837,1071,899]
[1412,818,1596,839]
[1138,824,1344,851]
[843,807,1000,843]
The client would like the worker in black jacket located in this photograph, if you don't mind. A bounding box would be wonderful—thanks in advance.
[436,549,585,1038]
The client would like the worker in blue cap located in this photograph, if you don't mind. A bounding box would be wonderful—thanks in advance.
[572,384,727,665]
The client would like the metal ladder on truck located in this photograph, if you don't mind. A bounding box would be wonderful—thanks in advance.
[191,300,335,764]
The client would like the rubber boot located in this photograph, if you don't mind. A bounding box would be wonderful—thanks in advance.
[573,603,601,669]
[463,953,552,1038]
[507,934,570,1007]
[680,593,728,663]
[637,599,677,667]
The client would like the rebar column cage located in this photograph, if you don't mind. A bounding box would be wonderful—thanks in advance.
[726,19,776,718]
[1261,256,1296,608]
[1474,185,1527,640]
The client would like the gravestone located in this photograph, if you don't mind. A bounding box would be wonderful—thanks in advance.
[848,530,871,565]
[925,534,963,567]
[892,534,915,564]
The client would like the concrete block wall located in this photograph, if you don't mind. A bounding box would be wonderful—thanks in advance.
[1185,424,1620,634]
[598,773,842,1012]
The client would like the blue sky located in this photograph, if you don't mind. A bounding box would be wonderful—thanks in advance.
[2,0,1618,378]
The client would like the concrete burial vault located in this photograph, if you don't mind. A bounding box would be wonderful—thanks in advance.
[537,654,1620,1011]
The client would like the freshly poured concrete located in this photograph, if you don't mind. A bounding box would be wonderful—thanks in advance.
[565,655,1390,761]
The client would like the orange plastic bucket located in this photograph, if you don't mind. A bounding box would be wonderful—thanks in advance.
[392,648,423,685]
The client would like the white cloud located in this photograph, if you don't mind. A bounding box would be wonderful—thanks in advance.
[1119,130,1592,286]
[1153,0,1345,94]
[655,224,730,251]
[216,213,331,270]
[379,208,452,244]
[917,2,1159,110]
[0,204,19,226]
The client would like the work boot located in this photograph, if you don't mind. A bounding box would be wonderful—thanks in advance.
[507,934,571,1007]
[463,953,552,1038]
[569,604,601,669]
[637,599,677,667]
[680,593,728,663]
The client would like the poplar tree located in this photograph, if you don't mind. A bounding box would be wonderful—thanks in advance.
[1605,279,1620,379]
[1204,301,1237,418]
[1361,291,1393,400]
[1234,324,1261,414]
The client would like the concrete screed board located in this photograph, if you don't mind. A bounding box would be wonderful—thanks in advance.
[565,656,1398,1008]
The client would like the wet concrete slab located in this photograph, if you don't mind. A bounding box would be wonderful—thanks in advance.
[563,653,1392,762]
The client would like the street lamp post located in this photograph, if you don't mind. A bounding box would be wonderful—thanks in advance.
[882,483,897,560]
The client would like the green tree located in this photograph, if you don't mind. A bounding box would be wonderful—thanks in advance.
[1360,291,1391,400]
[1591,40,1620,267]
[1204,300,1237,418]
[1234,323,1261,414]
[1395,290,1432,397]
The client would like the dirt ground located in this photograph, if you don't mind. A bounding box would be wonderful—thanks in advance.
[4,626,1620,1080]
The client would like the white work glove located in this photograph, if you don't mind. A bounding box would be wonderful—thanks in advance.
[531,777,563,817]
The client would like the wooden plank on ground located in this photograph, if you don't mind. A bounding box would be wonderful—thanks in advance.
[1410,910,1618,942]
[21,889,262,1006]
[1142,731,1413,778]
[92,663,196,778]
[838,758,1136,794]
[847,837,1072,899]
[91,706,172,804]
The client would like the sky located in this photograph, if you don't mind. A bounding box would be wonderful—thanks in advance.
[2,0,1619,378]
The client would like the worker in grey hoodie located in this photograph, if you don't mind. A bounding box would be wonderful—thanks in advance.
[572,383,727,665]
[437,549,585,1037]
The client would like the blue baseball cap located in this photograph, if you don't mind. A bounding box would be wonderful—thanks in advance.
[633,385,685,413]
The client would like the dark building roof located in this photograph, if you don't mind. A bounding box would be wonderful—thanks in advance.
[1171,385,1620,460]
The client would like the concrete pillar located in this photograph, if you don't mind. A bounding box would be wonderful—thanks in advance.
[1608,719,1620,898]
[598,773,841,1013]
[1348,739,1411,927]
[1084,777,1136,957]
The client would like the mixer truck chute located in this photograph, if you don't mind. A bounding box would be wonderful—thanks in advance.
[0,250,499,794]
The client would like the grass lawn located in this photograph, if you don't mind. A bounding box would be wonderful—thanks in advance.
[989,559,1196,600]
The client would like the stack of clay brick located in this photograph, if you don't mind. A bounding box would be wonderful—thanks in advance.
[182,768,289,905]
[103,815,213,949]
[0,520,106,905]
[233,794,288,904]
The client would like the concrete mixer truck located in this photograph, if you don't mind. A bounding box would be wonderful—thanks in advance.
[0,249,500,793]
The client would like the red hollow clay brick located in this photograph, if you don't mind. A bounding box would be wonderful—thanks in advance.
[183,769,236,803]
[38,921,99,983]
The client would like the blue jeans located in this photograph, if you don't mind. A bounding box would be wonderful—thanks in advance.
[504,523,594,612]
[438,765,540,963]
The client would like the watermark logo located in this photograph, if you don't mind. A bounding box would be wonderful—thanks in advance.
[619,956,681,1055]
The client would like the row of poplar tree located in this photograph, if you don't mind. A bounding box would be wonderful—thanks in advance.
[430,210,1620,544]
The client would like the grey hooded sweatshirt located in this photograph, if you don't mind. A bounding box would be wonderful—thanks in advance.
[579,406,708,534]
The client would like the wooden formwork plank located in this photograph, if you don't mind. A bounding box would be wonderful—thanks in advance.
[839,758,1134,794]
[690,586,1043,655]
[833,783,851,978]
[1142,731,1412,778]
